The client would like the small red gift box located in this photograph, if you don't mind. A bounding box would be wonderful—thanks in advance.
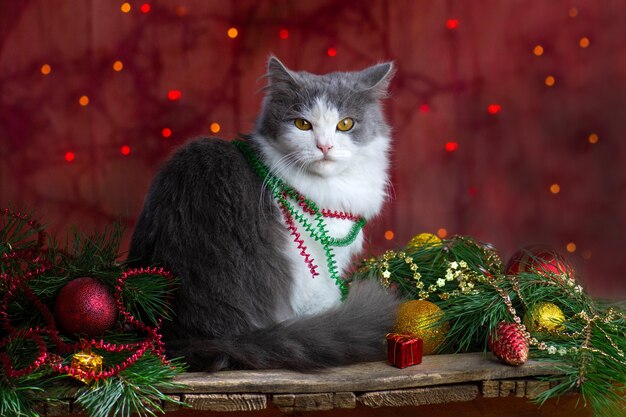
[386,333,423,368]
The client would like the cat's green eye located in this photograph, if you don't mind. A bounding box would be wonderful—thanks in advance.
[294,118,312,131]
[336,117,355,132]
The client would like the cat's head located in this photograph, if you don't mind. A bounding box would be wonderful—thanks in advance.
[254,57,394,178]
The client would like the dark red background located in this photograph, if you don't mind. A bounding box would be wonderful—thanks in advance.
[1,1,625,296]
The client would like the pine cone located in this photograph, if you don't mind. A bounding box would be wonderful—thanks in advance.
[488,322,529,366]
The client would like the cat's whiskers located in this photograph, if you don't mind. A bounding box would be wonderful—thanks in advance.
[266,151,301,182]
[258,151,302,214]
[291,155,309,187]
[278,155,309,193]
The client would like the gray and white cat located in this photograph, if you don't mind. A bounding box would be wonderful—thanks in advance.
[128,57,399,371]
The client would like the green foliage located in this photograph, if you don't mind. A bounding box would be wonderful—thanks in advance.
[351,235,626,417]
[1,213,187,417]
[121,272,176,325]
[75,355,187,417]
[0,370,75,417]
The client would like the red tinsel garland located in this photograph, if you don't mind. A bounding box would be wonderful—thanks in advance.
[0,209,174,382]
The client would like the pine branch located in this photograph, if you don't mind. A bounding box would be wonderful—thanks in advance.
[75,355,187,417]
[119,272,177,325]
[0,371,67,417]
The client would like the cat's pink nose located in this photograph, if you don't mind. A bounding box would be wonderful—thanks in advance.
[317,144,333,156]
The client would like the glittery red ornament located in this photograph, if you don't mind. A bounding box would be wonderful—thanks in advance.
[488,322,529,366]
[54,277,118,337]
[506,245,574,283]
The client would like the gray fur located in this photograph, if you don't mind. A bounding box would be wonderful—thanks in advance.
[128,58,399,371]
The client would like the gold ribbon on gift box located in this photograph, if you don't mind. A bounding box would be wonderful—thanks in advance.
[387,333,421,365]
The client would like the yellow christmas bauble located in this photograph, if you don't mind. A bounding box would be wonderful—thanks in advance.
[394,300,449,355]
[408,233,442,249]
[524,302,565,333]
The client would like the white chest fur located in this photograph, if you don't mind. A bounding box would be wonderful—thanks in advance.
[282,208,364,317]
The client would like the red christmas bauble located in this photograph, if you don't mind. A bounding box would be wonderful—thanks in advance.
[506,245,574,282]
[54,277,118,338]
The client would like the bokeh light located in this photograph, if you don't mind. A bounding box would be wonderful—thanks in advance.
[445,142,459,152]
[445,19,459,30]
[210,123,221,133]
[227,27,238,38]
[579,37,590,48]
[167,90,182,101]
[487,104,502,114]
[550,183,561,194]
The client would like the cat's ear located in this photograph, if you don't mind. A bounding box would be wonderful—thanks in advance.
[359,62,395,99]
[267,56,298,86]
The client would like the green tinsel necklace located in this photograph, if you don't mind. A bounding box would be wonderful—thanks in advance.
[234,141,366,301]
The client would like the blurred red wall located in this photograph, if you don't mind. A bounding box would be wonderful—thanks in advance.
[1,1,625,296]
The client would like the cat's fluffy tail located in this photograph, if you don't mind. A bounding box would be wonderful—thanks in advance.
[166,280,400,371]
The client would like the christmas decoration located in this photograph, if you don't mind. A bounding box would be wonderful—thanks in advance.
[351,234,626,416]
[71,350,103,383]
[0,208,185,417]
[488,322,529,366]
[506,245,574,284]
[386,333,423,368]
[394,300,449,355]
[524,302,565,333]
[235,141,366,301]
[357,236,502,301]
[407,233,441,249]
[54,277,118,337]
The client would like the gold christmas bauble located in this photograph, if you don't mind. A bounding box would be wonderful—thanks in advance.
[394,300,449,355]
[408,233,442,249]
[523,302,565,333]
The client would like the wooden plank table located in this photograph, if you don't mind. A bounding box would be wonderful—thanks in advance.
[44,352,594,416]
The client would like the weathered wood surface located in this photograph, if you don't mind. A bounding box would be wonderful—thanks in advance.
[182,393,267,411]
[34,353,569,415]
[174,352,560,394]
[272,392,357,412]
[357,385,479,408]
